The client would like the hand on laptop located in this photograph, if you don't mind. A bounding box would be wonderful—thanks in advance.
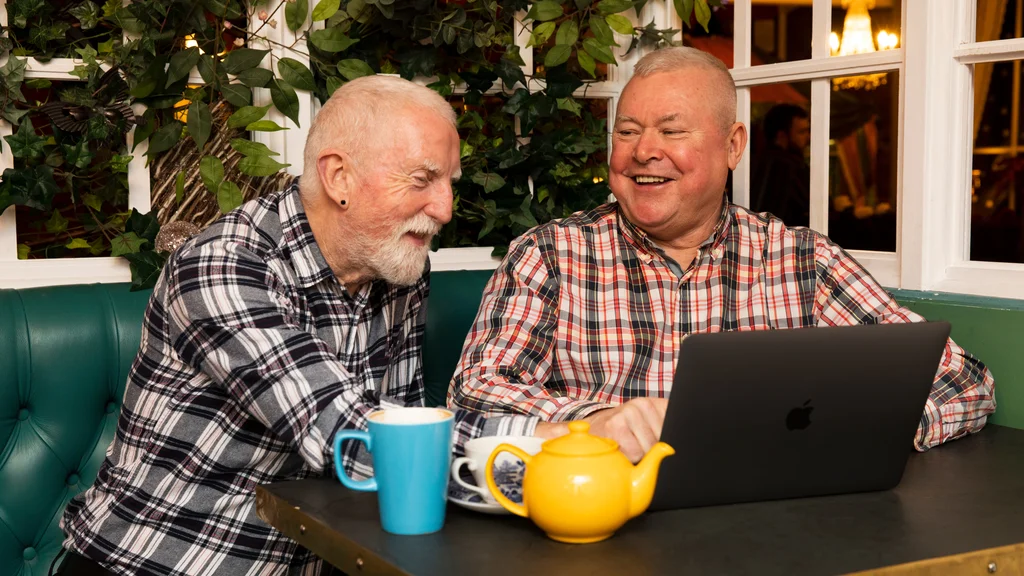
[585,398,668,463]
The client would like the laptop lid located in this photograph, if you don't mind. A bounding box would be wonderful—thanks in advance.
[650,321,951,511]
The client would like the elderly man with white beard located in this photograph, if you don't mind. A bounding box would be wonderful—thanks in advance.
[55,75,540,576]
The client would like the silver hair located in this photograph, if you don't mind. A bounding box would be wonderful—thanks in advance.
[301,75,457,195]
[631,46,737,131]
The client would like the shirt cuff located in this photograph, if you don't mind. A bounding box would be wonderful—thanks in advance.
[481,414,540,438]
[549,400,612,422]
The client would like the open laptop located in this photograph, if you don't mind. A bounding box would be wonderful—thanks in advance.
[649,321,951,511]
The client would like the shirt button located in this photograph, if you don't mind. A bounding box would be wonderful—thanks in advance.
[23,547,36,561]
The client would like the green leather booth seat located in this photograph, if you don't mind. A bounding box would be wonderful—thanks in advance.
[0,271,493,575]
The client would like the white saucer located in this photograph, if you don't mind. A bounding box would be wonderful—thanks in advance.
[447,482,509,515]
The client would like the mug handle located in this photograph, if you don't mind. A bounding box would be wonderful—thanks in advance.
[451,457,490,499]
[485,444,531,518]
[333,430,378,491]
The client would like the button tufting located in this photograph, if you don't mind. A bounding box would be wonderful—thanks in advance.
[17,408,29,421]
[105,401,117,414]
[67,473,80,486]
[23,547,36,561]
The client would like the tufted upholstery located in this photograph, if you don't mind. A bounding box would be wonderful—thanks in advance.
[0,284,152,576]
[0,271,492,575]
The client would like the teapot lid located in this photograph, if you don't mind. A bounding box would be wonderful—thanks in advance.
[543,421,617,456]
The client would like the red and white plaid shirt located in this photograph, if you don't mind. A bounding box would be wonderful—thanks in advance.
[449,201,996,451]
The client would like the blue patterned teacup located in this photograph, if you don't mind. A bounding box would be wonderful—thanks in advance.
[451,436,544,504]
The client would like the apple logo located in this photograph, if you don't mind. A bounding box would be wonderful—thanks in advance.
[786,399,814,431]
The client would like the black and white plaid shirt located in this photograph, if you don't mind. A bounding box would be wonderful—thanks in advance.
[61,181,537,575]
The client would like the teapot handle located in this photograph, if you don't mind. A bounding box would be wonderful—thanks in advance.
[485,444,531,518]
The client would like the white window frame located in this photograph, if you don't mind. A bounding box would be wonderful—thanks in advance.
[0,3,151,288]
[902,0,1024,299]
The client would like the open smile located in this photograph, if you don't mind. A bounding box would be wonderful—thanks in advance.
[629,175,676,186]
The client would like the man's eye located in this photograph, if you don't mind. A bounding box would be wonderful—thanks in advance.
[617,130,638,136]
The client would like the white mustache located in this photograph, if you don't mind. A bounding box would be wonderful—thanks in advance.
[398,214,442,238]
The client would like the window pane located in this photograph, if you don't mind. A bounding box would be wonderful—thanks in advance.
[831,0,901,58]
[750,4,812,64]
[13,80,131,259]
[828,71,899,253]
[977,0,1023,43]
[971,58,1024,264]
[749,81,812,228]
[686,4,738,68]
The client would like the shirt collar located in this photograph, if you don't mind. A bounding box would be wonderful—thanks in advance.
[616,194,732,262]
[278,178,337,289]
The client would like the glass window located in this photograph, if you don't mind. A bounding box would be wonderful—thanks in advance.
[751,4,812,64]
[977,0,1023,43]
[748,81,812,228]
[831,0,901,58]
[970,58,1024,264]
[685,3,739,68]
[828,71,899,252]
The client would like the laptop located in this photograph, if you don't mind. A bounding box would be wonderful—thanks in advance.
[649,321,951,511]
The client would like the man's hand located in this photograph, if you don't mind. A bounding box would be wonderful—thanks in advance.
[532,398,669,463]
[584,398,668,463]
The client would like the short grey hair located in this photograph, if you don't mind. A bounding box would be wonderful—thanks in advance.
[302,75,457,194]
[632,46,737,131]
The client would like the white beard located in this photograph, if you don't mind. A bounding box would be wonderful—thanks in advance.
[367,213,440,286]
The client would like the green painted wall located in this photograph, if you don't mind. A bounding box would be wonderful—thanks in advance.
[894,290,1024,431]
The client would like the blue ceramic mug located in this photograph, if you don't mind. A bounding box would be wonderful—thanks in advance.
[334,407,455,535]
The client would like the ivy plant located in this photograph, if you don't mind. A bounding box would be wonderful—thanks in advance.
[0,0,720,288]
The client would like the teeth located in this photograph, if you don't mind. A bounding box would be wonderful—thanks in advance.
[634,176,668,184]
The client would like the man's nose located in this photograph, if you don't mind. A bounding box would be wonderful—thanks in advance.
[633,129,664,164]
[425,180,453,225]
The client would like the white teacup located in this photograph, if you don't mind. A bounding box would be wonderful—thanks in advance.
[451,436,544,504]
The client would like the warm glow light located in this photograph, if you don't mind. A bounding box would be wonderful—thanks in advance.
[592,177,604,183]
[831,1,898,90]
[184,34,204,54]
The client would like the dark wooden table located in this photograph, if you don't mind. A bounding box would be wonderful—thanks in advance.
[256,425,1024,575]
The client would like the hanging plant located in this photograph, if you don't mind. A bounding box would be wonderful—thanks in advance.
[0,0,720,289]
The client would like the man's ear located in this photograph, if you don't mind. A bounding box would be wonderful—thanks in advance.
[727,122,748,171]
[317,148,353,207]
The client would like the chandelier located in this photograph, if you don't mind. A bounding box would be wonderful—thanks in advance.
[829,0,899,91]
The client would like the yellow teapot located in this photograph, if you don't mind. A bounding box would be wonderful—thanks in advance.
[484,421,674,544]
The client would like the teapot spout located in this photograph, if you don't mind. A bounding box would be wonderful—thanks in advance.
[629,442,675,519]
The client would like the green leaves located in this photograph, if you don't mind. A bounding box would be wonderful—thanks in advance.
[200,155,224,192]
[124,250,167,291]
[230,138,279,157]
[167,47,200,88]
[227,104,271,129]
[605,14,634,35]
[216,181,243,213]
[45,210,68,234]
[277,58,315,91]
[337,59,375,80]
[110,232,146,257]
[238,156,290,177]
[694,0,712,31]
[68,1,100,30]
[544,45,572,68]
[588,14,618,47]
[175,171,185,203]
[312,0,340,21]
[471,172,506,193]
[557,97,583,116]
[5,118,47,159]
[596,0,633,15]
[0,165,59,212]
[528,21,555,47]
[147,121,183,158]
[674,0,694,26]
[269,79,301,126]
[556,20,579,46]
[526,1,563,22]
[220,83,252,107]
[577,50,596,77]
[63,139,94,169]
[236,68,274,88]
[583,38,617,65]
[286,0,308,31]
[221,48,269,74]
[309,28,358,53]
[247,120,289,132]
[188,101,212,150]
[125,209,160,246]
